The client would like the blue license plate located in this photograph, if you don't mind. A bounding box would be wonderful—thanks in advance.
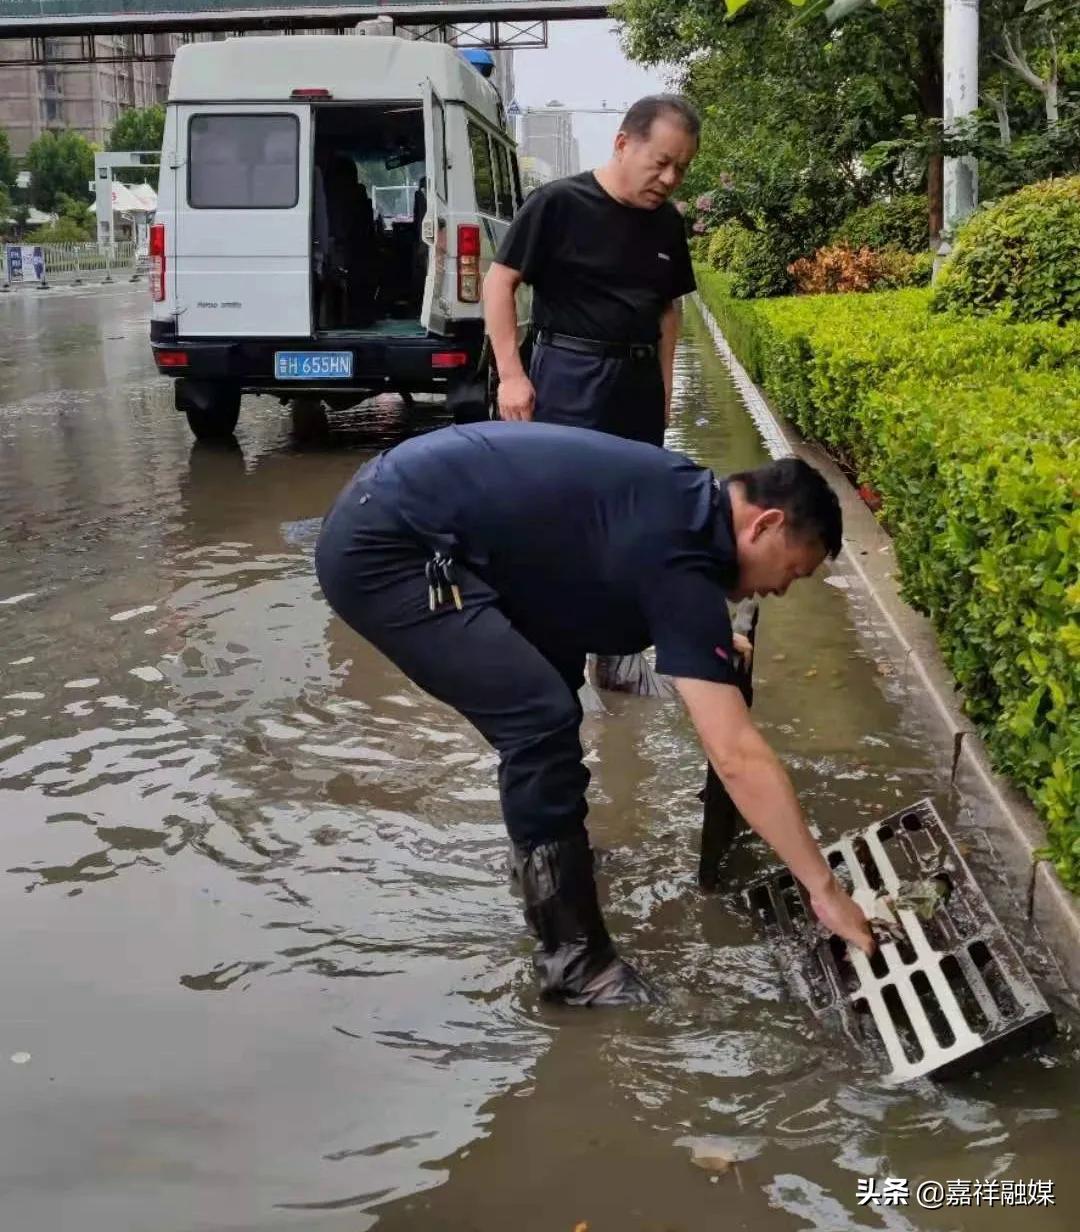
[274,350,353,380]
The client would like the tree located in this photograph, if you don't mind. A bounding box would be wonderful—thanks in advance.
[24,130,95,213]
[107,104,165,189]
[0,128,16,190]
[619,0,943,241]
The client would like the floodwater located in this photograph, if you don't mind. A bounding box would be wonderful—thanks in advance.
[0,286,1076,1232]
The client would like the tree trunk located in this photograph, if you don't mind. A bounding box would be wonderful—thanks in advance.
[1045,77,1059,127]
[927,153,944,246]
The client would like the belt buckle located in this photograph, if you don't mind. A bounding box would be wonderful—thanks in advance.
[630,344,651,361]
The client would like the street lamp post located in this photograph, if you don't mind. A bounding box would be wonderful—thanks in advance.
[943,0,980,234]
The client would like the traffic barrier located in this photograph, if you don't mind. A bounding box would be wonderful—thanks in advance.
[2,241,139,292]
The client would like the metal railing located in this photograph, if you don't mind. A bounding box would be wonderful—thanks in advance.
[2,242,142,291]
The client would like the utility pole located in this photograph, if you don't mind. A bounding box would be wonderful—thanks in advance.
[943,0,980,234]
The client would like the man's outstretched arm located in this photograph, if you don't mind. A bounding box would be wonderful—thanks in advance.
[676,676,874,954]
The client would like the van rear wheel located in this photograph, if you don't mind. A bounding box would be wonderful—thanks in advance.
[447,363,497,425]
[177,381,241,440]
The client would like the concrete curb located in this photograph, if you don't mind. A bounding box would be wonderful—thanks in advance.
[693,292,1080,999]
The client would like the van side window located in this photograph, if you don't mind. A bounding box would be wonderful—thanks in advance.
[431,99,448,200]
[492,141,514,220]
[468,121,496,216]
[188,113,299,209]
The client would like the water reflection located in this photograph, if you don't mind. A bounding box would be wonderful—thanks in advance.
[0,290,1075,1231]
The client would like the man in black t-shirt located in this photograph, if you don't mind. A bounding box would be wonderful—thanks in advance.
[316,425,874,1008]
[483,96,699,447]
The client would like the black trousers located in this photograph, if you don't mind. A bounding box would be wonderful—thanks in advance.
[530,341,666,447]
[315,477,589,851]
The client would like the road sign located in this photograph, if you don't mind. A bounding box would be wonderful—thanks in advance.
[4,246,46,286]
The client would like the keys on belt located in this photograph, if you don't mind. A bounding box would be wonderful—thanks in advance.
[425,553,463,613]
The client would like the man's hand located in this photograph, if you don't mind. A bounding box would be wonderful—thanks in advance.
[498,373,536,422]
[810,876,875,956]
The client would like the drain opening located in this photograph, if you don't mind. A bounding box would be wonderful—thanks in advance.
[748,885,776,926]
[852,996,883,1048]
[878,824,895,842]
[882,984,924,1063]
[828,935,859,995]
[783,882,807,924]
[941,954,989,1034]
[901,812,924,832]
[851,837,883,891]
[920,910,951,952]
[911,970,956,1048]
[969,940,1020,1019]
[868,946,889,980]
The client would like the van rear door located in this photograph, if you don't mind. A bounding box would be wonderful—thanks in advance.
[174,104,311,338]
[420,83,450,335]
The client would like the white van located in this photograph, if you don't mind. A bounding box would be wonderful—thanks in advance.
[150,35,526,438]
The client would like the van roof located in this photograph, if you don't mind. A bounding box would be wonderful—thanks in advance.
[168,35,503,116]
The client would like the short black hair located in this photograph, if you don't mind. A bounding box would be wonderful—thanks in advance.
[620,95,701,144]
[729,457,843,559]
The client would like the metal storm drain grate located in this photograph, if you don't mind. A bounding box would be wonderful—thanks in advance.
[746,799,1056,1084]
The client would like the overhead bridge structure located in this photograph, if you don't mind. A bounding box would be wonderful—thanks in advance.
[0,0,611,59]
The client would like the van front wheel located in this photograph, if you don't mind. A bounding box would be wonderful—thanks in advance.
[177,381,241,440]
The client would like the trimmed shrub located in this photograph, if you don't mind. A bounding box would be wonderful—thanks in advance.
[790,245,933,295]
[728,227,796,299]
[830,195,928,253]
[933,175,1080,323]
[694,267,1080,887]
[706,220,751,272]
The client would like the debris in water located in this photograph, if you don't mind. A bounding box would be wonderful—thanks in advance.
[804,668,818,679]
[111,605,158,623]
[680,1134,764,1174]
[889,875,951,921]
[10,1051,30,1064]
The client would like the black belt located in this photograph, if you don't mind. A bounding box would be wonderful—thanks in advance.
[536,330,657,361]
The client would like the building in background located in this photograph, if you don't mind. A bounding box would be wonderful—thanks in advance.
[0,35,188,157]
[519,102,578,180]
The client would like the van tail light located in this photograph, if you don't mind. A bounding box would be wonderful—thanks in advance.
[431,351,468,369]
[457,224,481,303]
[149,222,165,302]
[157,350,188,368]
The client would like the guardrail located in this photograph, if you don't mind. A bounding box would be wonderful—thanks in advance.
[1,242,143,291]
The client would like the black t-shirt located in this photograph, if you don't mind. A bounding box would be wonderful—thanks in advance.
[494,172,696,344]
[349,422,739,683]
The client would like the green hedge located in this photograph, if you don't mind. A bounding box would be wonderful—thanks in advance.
[694,266,1080,889]
[933,176,1080,323]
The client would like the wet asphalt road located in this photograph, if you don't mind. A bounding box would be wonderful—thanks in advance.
[1,285,1077,1231]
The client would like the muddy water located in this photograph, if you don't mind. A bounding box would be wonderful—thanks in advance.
[0,287,1076,1231]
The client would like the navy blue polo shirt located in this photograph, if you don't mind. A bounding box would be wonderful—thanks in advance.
[359,422,741,685]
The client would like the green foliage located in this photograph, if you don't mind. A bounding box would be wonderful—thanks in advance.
[107,104,165,154]
[706,219,751,271]
[933,175,1080,323]
[727,227,797,299]
[830,195,928,252]
[619,0,943,249]
[25,130,95,213]
[695,266,1080,887]
[107,105,165,189]
[26,217,93,243]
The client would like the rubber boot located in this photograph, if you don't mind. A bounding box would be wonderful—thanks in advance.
[518,832,659,1006]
